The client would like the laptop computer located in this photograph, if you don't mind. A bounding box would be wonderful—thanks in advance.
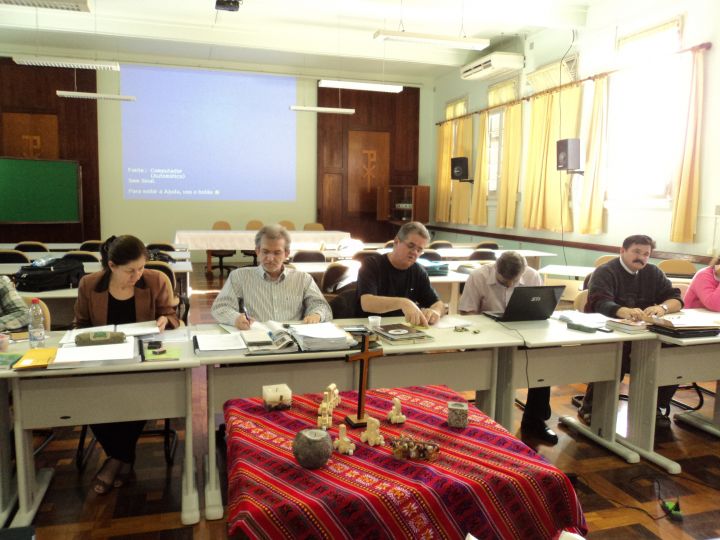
[483,285,565,322]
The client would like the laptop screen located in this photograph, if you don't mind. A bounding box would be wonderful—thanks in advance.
[484,285,565,322]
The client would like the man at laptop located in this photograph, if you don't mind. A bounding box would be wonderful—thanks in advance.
[579,234,683,428]
[459,251,558,444]
[357,221,445,327]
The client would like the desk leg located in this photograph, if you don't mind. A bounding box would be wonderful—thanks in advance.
[615,340,681,474]
[10,379,54,528]
[558,342,640,464]
[0,380,18,527]
[475,348,498,418]
[204,365,224,520]
[674,380,720,437]
[181,369,200,525]
[448,283,459,315]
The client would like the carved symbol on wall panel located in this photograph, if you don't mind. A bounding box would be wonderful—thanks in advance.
[362,150,377,193]
[2,113,59,159]
[348,131,389,214]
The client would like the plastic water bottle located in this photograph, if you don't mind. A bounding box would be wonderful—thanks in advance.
[28,298,46,349]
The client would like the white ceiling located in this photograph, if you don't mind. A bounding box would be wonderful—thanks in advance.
[0,0,590,82]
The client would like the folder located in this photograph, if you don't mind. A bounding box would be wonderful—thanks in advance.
[13,347,57,370]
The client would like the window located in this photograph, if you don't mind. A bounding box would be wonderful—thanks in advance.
[487,111,502,193]
[445,97,467,120]
[606,18,688,205]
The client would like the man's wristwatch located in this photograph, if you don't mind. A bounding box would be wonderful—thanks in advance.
[660,303,669,314]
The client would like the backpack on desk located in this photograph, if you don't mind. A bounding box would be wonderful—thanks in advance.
[14,258,85,291]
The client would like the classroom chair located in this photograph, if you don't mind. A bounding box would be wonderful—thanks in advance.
[419,249,442,261]
[146,242,175,252]
[594,255,617,267]
[429,240,453,249]
[573,290,588,311]
[384,240,395,248]
[14,241,49,252]
[0,249,30,263]
[475,241,499,250]
[79,240,103,252]
[353,250,380,265]
[291,250,326,263]
[207,220,237,276]
[278,220,296,230]
[469,249,496,261]
[658,259,696,277]
[329,288,358,319]
[321,262,358,294]
[146,261,189,325]
[241,220,263,266]
[63,250,100,262]
[303,222,325,231]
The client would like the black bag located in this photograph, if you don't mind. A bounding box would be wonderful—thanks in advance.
[148,249,174,263]
[14,258,85,292]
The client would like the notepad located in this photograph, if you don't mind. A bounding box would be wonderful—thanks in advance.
[0,352,23,370]
[193,333,247,356]
[287,322,354,351]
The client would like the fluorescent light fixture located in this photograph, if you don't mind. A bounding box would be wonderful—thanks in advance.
[56,90,136,102]
[319,79,403,93]
[290,105,355,115]
[373,29,490,51]
[13,55,119,71]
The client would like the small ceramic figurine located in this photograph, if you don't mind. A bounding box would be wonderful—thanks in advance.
[333,424,356,455]
[326,383,341,408]
[360,417,385,447]
[317,402,332,430]
[322,390,333,414]
[387,397,406,424]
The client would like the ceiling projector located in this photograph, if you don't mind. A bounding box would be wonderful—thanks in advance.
[215,0,240,11]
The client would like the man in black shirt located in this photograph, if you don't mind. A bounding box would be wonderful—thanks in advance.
[580,234,683,427]
[357,222,444,326]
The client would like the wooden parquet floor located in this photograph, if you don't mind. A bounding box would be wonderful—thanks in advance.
[21,265,720,539]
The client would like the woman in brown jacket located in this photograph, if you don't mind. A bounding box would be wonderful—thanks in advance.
[74,235,179,494]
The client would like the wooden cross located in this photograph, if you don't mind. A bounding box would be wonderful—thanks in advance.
[344,333,384,428]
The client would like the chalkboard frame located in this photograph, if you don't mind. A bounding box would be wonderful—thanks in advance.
[0,157,83,224]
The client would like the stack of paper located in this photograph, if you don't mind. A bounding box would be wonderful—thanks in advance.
[606,319,648,334]
[288,322,353,351]
[193,333,247,356]
[49,340,139,369]
[553,310,611,329]
[60,321,162,345]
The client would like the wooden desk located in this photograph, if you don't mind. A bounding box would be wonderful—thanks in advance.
[7,334,200,527]
[198,316,522,520]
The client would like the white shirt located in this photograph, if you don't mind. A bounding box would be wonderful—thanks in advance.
[458,263,543,313]
[211,265,332,324]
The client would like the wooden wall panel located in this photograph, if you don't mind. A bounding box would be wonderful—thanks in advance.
[347,131,389,214]
[316,85,419,242]
[2,112,59,158]
[0,58,99,242]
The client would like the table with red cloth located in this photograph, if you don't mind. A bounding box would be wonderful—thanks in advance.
[224,385,587,539]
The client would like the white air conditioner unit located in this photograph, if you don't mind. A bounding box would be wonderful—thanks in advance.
[0,0,91,11]
[460,52,524,81]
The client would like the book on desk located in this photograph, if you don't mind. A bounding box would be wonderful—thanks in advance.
[373,323,432,343]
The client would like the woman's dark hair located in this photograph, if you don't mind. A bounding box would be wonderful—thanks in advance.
[100,235,149,269]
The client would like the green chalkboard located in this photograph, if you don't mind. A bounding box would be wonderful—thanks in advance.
[0,157,81,223]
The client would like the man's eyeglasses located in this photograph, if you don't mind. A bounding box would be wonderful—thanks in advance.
[401,241,425,254]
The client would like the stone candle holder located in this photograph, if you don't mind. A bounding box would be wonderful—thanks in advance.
[447,401,468,428]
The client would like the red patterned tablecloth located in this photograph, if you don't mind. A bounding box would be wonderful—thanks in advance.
[224,385,586,539]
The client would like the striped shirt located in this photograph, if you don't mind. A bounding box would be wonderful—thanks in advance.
[0,275,31,331]
[211,265,332,325]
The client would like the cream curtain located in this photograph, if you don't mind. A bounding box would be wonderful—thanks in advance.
[670,49,704,243]
[434,121,453,222]
[496,102,522,228]
[578,76,608,234]
[522,84,582,231]
[449,116,473,223]
[469,112,489,225]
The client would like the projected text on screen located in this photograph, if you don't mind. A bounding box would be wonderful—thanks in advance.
[121,65,297,201]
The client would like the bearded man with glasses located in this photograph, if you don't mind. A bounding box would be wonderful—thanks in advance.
[357,221,445,327]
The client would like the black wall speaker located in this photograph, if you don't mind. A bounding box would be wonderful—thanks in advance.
[451,157,469,180]
[556,138,580,171]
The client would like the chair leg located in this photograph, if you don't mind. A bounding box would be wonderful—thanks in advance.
[75,424,98,472]
[163,419,178,466]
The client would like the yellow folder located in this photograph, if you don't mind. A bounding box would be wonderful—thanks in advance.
[13,347,57,370]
